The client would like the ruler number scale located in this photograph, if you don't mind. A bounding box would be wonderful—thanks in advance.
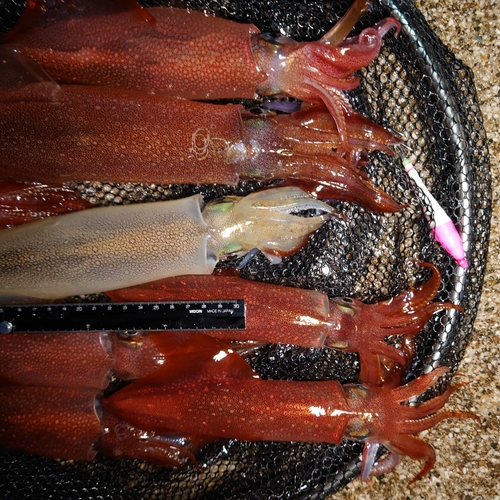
[0,301,245,334]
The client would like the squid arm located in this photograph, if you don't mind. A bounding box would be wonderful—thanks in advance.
[0,60,403,212]
[0,186,332,301]
[3,0,400,150]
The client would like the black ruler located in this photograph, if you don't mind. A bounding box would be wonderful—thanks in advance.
[0,301,245,334]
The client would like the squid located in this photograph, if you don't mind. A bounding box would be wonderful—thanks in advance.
[0,78,402,212]
[106,262,459,386]
[0,330,479,483]
[0,186,333,301]
[3,0,400,150]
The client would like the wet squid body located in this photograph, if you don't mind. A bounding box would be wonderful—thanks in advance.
[106,262,458,386]
[0,85,401,213]
[0,186,332,301]
[0,329,478,483]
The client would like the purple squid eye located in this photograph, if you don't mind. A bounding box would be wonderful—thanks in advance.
[262,99,302,114]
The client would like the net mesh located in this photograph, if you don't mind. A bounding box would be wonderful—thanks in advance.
[0,0,492,498]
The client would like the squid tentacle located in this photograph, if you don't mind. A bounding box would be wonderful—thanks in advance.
[321,0,371,46]
[380,262,444,316]
[384,435,438,483]
[362,449,403,481]
[406,381,469,415]
[276,156,404,212]
[302,79,351,148]
[274,104,400,156]
[373,303,457,332]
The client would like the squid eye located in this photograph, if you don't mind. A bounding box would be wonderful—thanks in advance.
[118,330,145,345]
[334,297,357,315]
[339,297,354,304]
[260,33,292,47]
[328,339,349,350]
[345,385,370,400]
[119,330,137,339]
[261,33,281,44]
[219,243,244,257]
[207,199,235,213]
[345,426,371,440]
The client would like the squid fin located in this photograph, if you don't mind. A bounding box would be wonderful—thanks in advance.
[0,44,60,94]
[137,331,258,387]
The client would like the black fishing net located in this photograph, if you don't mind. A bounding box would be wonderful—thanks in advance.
[0,0,492,498]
